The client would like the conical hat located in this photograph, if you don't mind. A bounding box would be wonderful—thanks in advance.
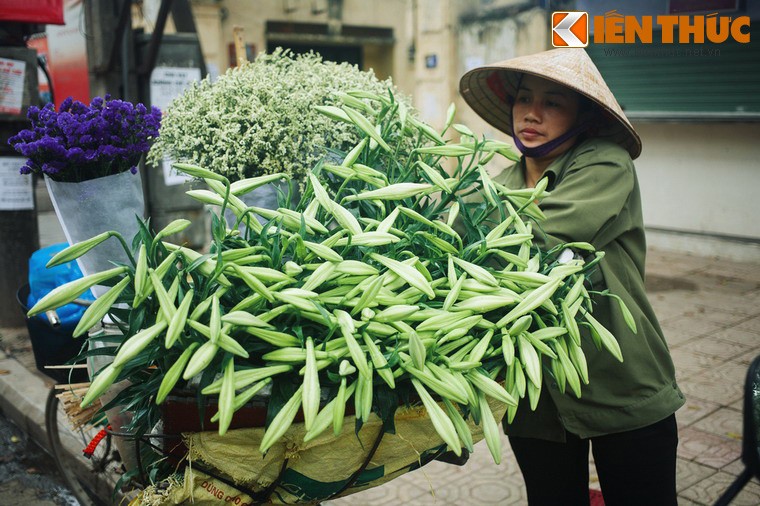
[459,48,642,159]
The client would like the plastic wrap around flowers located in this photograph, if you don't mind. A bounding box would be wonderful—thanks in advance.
[9,95,161,183]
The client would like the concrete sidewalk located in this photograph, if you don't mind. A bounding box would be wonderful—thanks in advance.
[0,329,122,503]
[1,247,759,505]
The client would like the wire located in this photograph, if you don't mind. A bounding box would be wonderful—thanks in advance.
[37,55,55,106]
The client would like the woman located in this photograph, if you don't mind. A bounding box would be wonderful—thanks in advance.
[459,49,685,505]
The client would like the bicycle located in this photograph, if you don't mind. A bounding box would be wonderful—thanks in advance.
[46,384,120,505]
[18,284,123,505]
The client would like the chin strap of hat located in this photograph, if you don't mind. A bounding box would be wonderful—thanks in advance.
[511,121,591,158]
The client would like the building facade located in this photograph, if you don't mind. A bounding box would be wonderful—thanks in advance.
[142,0,759,260]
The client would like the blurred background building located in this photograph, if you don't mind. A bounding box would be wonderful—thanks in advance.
[1,0,758,324]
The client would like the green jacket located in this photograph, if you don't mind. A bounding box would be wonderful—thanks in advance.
[493,137,684,441]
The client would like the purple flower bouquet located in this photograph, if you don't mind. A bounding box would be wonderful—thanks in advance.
[9,96,161,289]
[8,95,161,183]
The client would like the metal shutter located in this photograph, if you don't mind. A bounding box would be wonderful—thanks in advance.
[586,26,760,120]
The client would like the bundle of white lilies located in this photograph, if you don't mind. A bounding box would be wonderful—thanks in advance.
[27,91,628,476]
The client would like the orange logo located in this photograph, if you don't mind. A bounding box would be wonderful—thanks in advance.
[592,10,750,44]
[552,12,589,47]
[551,10,750,46]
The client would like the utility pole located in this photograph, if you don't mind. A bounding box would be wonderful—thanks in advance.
[0,22,40,327]
[86,0,137,102]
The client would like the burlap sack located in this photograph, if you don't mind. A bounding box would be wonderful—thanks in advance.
[138,398,506,505]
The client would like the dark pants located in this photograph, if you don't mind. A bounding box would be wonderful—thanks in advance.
[508,414,678,506]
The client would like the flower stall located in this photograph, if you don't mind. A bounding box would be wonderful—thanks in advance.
[16,51,630,505]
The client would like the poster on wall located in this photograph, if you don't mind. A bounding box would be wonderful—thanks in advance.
[150,66,202,186]
[0,158,34,211]
[0,58,26,115]
[46,0,90,109]
[149,67,202,112]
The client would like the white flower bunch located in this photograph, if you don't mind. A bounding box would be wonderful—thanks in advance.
[149,48,408,182]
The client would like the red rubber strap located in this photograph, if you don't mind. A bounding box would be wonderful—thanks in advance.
[82,425,110,459]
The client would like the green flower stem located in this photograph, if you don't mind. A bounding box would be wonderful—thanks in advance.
[111,232,137,266]
[335,175,358,203]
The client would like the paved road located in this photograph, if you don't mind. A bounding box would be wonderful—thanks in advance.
[0,410,79,505]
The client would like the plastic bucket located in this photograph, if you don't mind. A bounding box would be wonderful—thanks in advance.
[16,284,89,384]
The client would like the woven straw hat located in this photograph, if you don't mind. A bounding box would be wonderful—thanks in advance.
[459,48,642,159]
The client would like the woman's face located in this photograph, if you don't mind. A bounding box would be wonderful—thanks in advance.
[512,74,581,157]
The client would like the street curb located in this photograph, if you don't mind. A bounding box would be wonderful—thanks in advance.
[0,351,121,503]
[0,353,49,451]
